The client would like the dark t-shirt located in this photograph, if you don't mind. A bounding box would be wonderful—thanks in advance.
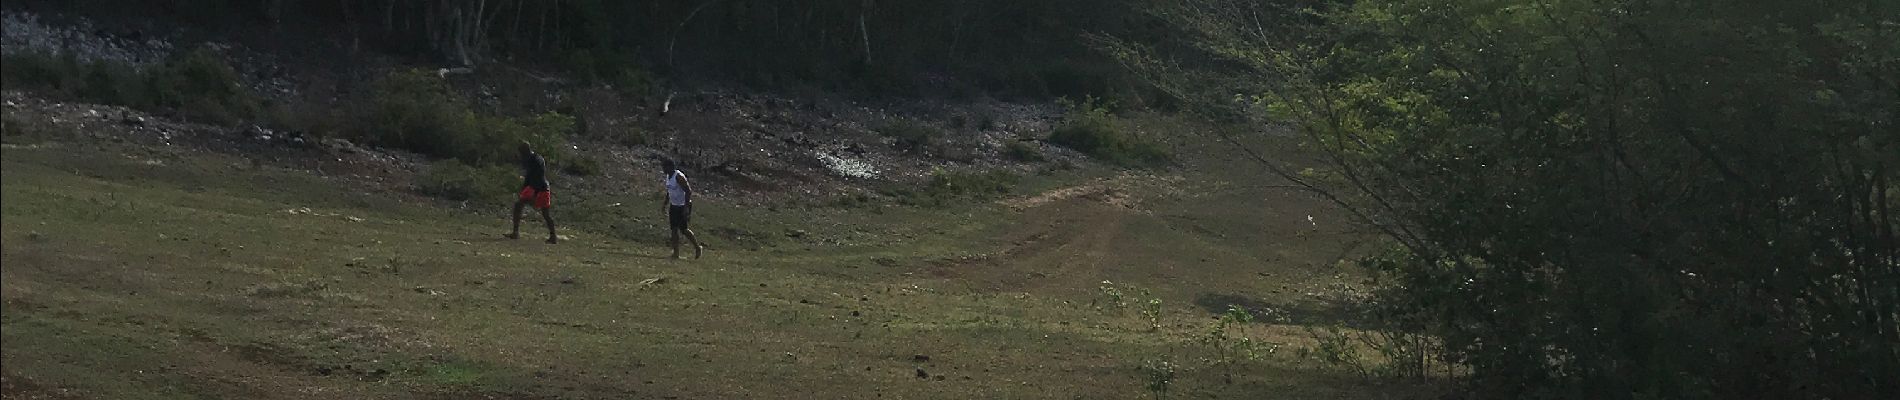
[521,153,549,191]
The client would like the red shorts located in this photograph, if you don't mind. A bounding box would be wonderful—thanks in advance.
[518,187,553,209]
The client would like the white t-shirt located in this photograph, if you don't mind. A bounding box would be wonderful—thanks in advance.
[664,170,689,206]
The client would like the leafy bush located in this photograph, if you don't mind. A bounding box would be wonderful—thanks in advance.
[884,169,1019,207]
[1148,0,1900,397]
[2,47,263,126]
[0,52,85,97]
[559,154,601,176]
[1048,97,1169,166]
[1003,140,1046,162]
[416,160,517,201]
[148,48,262,126]
[610,66,661,99]
[829,193,876,208]
[1199,305,1273,382]
[938,141,981,163]
[79,60,149,107]
[976,113,1000,131]
[876,119,943,155]
[611,125,647,147]
[1140,359,1176,400]
[0,114,63,143]
[355,70,575,166]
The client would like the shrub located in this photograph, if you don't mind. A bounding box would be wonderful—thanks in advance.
[612,126,647,147]
[559,154,601,176]
[355,70,575,166]
[1162,1,1900,397]
[0,114,60,143]
[509,112,579,160]
[148,47,262,126]
[358,69,469,156]
[611,66,661,99]
[1140,359,1176,400]
[829,193,876,208]
[977,112,1001,131]
[416,160,516,201]
[885,169,1019,206]
[1003,140,1046,162]
[876,119,942,155]
[1048,97,1169,167]
[0,52,84,98]
[2,47,262,127]
[80,61,150,108]
[273,101,342,139]
[938,141,980,163]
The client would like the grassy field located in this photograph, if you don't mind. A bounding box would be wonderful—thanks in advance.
[1,134,1423,399]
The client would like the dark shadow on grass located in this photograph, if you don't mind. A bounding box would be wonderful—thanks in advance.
[1193,292,1375,329]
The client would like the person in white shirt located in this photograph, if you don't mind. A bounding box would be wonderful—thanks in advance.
[661,159,703,259]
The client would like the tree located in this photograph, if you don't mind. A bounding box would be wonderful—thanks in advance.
[1116,0,1900,397]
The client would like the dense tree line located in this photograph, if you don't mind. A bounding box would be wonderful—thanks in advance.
[1119,0,1898,398]
[19,0,1173,99]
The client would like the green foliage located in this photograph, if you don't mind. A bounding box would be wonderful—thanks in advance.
[1138,296,1164,331]
[563,49,663,99]
[1298,325,1369,376]
[873,119,986,163]
[1148,0,1900,397]
[559,155,601,176]
[1,48,264,127]
[1097,280,1130,310]
[1003,140,1046,162]
[422,360,493,386]
[357,69,466,154]
[1096,281,1165,331]
[354,70,575,166]
[0,115,16,138]
[1139,359,1176,400]
[171,0,1168,101]
[610,67,662,100]
[148,48,262,126]
[0,114,64,144]
[1048,97,1169,166]
[828,193,877,209]
[1198,305,1275,382]
[79,61,149,107]
[610,125,648,147]
[883,169,1018,207]
[0,52,85,98]
[876,120,944,155]
[416,160,516,202]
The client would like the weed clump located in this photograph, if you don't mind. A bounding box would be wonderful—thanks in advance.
[416,160,516,202]
[1003,140,1046,162]
[149,48,262,126]
[1,47,264,126]
[354,69,576,166]
[884,169,1019,207]
[1048,97,1169,167]
[877,119,944,155]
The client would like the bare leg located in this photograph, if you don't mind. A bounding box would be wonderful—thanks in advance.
[540,208,558,244]
[681,228,703,258]
[506,200,526,239]
[669,228,682,259]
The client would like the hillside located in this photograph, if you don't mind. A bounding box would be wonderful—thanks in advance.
[0,5,1416,400]
[0,96,1404,400]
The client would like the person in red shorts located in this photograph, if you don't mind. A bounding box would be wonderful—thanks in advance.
[505,142,558,244]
